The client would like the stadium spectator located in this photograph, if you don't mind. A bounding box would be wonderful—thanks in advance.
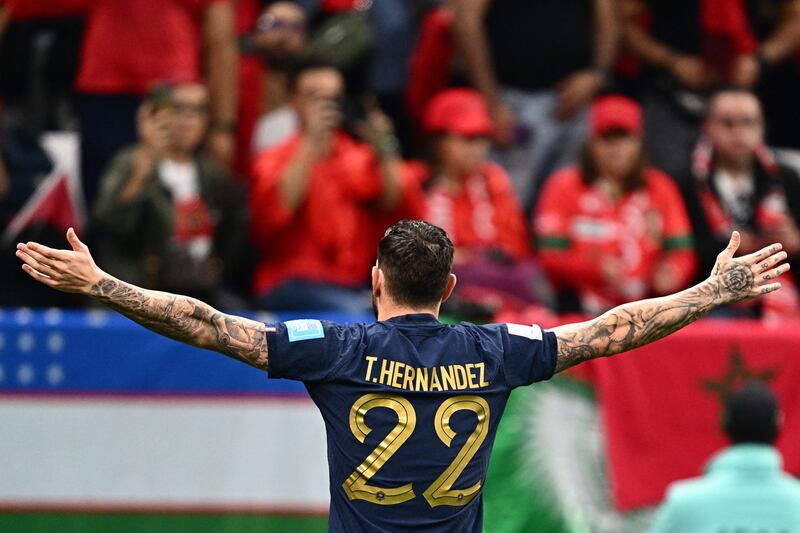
[453,0,618,210]
[305,0,417,155]
[533,95,696,314]
[622,0,800,178]
[681,88,800,317]
[4,0,237,204]
[405,5,456,129]
[245,1,307,160]
[420,88,541,313]
[92,82,246,308]
[249,60,417,313]
[651,381,800,532]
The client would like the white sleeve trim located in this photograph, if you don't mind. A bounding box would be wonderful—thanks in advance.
[505,323,543,341]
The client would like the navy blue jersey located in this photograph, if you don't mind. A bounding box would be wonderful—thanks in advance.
[266,313,558,533]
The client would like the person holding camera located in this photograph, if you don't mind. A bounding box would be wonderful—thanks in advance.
[249,59,420,313]
[92,81,247,308]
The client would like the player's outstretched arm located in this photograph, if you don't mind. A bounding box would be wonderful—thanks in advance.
[551,231,790,373]
[15,228,269,370]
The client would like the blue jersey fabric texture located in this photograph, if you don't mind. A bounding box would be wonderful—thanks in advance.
[266,313,558,533]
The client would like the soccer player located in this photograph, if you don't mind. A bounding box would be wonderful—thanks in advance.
[15,220,790,532]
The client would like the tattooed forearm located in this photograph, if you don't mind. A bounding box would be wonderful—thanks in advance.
[551,252,785,374]
[90,277,268,370]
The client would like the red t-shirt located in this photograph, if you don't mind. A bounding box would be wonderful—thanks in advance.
[534,166,697,311]
[249,132,421,295]
[424,162,530,260]
[8,0,228,94]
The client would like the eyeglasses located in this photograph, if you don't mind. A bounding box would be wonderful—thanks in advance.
[710,116,762,129]
[171,102,209,117]
[256,14,305,34]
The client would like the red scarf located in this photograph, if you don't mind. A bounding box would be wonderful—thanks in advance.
[701,0,757,74]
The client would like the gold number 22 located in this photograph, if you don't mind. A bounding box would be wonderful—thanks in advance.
[342,393,490,507]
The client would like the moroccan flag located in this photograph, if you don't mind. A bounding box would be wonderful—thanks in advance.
[588,319,800,511]
[483,317,800,531]
[483,377,659,533]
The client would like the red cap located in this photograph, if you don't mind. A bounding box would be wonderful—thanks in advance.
[590,95,643,136]
[423,88,494,136]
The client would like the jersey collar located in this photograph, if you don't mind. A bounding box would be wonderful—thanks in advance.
[384,313,441,325]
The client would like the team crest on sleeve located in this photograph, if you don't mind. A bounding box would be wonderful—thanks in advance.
[285,319,325,342]
[506,323,543,340]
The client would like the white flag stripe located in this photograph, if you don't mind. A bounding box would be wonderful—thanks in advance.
[0,398,329,509]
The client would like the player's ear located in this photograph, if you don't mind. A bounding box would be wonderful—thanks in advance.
[440,273,457,303]
[371,265,382,298]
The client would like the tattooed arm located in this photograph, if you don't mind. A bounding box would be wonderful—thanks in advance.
[15,228,268,370]
[551,232,791,373]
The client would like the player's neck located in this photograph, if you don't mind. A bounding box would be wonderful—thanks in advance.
[376,303,441,322]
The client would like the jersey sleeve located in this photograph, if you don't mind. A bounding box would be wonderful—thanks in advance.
[498,323,558,388]
[266,319,366,382]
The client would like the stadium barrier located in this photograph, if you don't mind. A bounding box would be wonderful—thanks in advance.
[1,309,798,532]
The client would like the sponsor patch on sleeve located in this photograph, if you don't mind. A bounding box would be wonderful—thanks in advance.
[506,323,543,341]
[285,319,325,342]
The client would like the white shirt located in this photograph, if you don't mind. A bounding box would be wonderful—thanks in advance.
[713,169,755,226]
[158,158,212,260]
[252,105,299,155]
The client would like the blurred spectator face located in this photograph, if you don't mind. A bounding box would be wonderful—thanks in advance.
[424,89,495,176]
[590,131,643,181]
[292,67,344,124]
[253,2,307,69]
[169,83,210,154]
[438,134,490,176]
[706,92,764,167]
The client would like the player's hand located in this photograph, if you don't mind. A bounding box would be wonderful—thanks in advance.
[15,228,104,295]
[709,231,791,305]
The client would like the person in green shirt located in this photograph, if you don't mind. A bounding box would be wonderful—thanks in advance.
[651,381,800,533]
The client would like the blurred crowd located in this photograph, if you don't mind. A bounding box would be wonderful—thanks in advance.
[1,0,800,321]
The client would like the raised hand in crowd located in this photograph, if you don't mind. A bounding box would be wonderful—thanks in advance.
[667,54,716,91]
[488,100,517,148]
[355,97,400,158]
[555,70,605,120]
[731,53,761,89]
[118,102,171,203]
[302,97,342,158]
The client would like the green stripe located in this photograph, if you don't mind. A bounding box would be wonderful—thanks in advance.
[0,513,328,533]
[663,235,694,250]
[536,236,570,250]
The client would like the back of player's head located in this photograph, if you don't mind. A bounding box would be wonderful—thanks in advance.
[377,220,454,308]
[722,380,780,445]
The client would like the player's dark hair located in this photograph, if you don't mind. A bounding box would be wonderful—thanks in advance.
[287,56,342,94]
[377,220,454,308]
[722,380,780,445]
